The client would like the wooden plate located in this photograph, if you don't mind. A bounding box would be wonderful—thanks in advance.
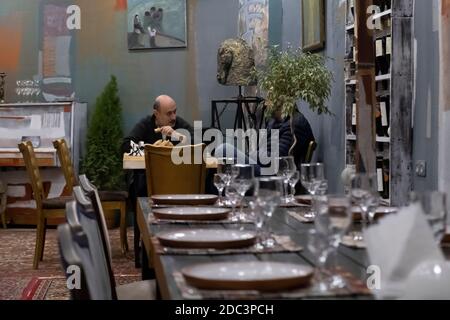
[152,207,230,221]
[295,195,313,205]
[156,229,256,249]
[182,261,314,292]
[151,194,218,206]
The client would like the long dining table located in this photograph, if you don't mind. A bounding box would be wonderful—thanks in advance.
[136,197,380,300]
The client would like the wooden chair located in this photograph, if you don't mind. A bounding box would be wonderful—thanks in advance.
[144,143,207,196]
[59,190,156,300]
[18,141,73,269]
[53,138,129,254]
[305,141,318,164]
[0,180,7,228]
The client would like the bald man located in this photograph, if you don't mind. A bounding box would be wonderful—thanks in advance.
[121,95,194,154]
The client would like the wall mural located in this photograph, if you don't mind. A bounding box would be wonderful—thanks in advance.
[238,0,269,68]
[40,2,75,102]
[127,0,187,50]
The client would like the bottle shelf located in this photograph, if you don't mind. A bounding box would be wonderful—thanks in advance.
[372,9,392,21]
[345,74,390,86]
[346,135,391,143]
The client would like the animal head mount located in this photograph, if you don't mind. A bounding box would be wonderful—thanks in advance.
[217,38,256,86]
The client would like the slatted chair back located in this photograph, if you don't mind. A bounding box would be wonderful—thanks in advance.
[144,143,207,196]
[64,199,117,300]
[18,141,45,209]
[53,139,77,195]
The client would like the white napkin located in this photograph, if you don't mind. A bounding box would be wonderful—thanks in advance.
[364,203,445,299]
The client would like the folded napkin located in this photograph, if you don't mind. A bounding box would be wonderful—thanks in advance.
[363,203,445,299]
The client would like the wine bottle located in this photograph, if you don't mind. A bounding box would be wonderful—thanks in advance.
[375,102,384,137]
[382,158,390,199]
[379,98,390,136]
[385,36,392,73]
[375,38,386,75]
[376,156,385,195]
[352,102,357,134]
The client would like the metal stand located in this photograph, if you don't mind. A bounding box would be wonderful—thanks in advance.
[211,86,266,132]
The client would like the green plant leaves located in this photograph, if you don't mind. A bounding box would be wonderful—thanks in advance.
[254,46,333,118]
[81,75,125,191]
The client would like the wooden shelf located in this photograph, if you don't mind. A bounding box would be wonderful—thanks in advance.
[346,135,390,143]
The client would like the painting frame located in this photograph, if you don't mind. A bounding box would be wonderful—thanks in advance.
[301,0,326,52]
[127,0,187,50]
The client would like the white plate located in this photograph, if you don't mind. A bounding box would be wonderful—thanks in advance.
[153,207,230,221]
[151,194,218,205]
[182,261,314,291]
[157,229,257,249]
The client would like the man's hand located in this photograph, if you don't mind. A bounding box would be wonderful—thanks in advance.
[159,126,175,136]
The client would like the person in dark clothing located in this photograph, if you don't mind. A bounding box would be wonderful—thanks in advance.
[121,95,194,155]
[214,109,315,175]
[266,109,315,167]
[123,95,194,271]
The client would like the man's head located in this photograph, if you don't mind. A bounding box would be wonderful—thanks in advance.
[153,95,177,127]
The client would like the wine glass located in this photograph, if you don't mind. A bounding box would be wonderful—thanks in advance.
[314,195,352,289]
[307,228,332,292]
[288,171,300,203]
[232,164,254,221]
[254,176,283,248]
[300,163,326,219]
[225,184,240,221]
[350,173,380,241]
[213,174,225,206]
[277,156,296,204]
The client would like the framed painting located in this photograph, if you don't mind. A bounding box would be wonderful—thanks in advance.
[127,0,187,50]
[302,0,326,52]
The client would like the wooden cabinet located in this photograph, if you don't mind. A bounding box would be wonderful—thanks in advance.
[0,102,86,224]
[344,0,414,206]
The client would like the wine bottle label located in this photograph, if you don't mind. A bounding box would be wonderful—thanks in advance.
[353,46,356,61]
[352,103,357,126]
[380,102,388,126]
[377,168,384,192]
[386,36,392,55]
[376,39,384,57]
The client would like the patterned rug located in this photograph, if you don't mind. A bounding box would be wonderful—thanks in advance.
[0,228,140,300]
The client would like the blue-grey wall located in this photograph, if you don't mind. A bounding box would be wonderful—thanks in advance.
[412,0,440,192]
[282,0,346,193]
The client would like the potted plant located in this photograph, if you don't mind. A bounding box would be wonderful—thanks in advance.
[254,45,333,155]
[82,75,124,190]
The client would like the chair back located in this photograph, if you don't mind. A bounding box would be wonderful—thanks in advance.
[144,144,207,196]
[57,223,91,300]
[53,138,77,195]
[18,141,45,209]
[64,198,117,300]
[305,141,317,164]
[77,175,112,260]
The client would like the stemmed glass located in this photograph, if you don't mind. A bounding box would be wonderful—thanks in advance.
[350,173,380,241]
[287,171,300,203]
[254,176,283,248]
[277,156,296,204]
[307,228,332,292]
[213,174,225,206]
[231,164,254,221]
[225,184,240,221]
[217,158,239,206]
[300,163,326,219]
[314,195,352,289]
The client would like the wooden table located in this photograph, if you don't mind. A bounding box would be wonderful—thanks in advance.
[123,154,218,170]
[137,198,374,300]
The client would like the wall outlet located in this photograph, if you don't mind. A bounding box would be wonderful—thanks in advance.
[415,160,427,177]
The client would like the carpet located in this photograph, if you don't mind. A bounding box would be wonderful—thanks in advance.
[0,228,140,300]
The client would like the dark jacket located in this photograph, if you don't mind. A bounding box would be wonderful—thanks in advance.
[121,115,194,154]
[266,111,315,165]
